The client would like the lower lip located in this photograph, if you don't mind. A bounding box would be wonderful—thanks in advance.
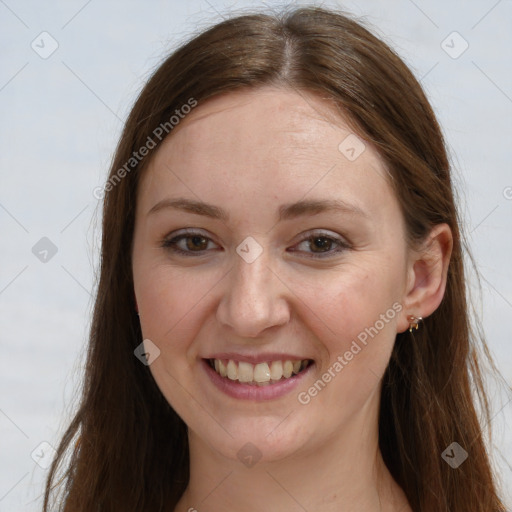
[201,359,315,401]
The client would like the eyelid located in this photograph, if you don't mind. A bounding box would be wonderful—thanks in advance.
[161,228,350,258]
[288,229,350,258]
[161,228,220,256]
[292,228,347,244]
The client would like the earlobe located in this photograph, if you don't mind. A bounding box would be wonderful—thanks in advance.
[397,223,453,333]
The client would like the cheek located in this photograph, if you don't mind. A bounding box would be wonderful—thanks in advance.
[291,263,403,413]
[294,262,401,347]
[134,263,227,362]
[133,266,213,411]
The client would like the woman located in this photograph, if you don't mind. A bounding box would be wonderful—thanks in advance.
[43,5,507,511]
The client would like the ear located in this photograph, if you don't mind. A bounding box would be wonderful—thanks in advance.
[397,223,453,333]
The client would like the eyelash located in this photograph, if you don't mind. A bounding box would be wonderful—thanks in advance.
[161,230,350,259]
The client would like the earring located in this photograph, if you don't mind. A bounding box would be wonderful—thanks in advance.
[408,315,422,332]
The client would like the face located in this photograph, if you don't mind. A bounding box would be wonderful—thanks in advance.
[132,86,413,463]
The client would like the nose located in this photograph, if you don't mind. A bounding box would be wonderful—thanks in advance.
[216,247,290,339]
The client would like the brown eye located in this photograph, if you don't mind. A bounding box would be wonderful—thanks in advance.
[289,231,349,259]
[161,232,219,257]
[185,235,209,251]
[309,236,334,253]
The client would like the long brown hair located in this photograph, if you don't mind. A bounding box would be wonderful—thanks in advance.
[43,6,506,511]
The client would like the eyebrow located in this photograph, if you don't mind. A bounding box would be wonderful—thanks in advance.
[147,197,368,221]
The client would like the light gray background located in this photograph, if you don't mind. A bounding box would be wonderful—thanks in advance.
[1,0,511,509]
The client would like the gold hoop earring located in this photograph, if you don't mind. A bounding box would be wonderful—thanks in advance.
[408,315,423,332]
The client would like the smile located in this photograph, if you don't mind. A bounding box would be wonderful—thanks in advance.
[206,358,312,385]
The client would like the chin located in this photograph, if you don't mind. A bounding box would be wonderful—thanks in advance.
[198,415,313,466]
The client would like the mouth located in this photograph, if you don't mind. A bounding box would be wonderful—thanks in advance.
[204,358,314,386]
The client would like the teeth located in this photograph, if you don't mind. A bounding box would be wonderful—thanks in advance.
[238,361,253,382]
[283,360,293,378]
[210,358,310,384]
[227,360,237,380]
[254,362,271,382]
[270,360,283,380]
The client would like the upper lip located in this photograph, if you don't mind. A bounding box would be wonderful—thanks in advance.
[203,352,314,364]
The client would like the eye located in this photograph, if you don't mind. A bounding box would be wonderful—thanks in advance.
[161,230,220,257]
[289,231,349,259]
[161,229,349,259]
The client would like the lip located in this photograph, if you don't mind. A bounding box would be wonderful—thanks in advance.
[201,358,315,401]
[204,352,313,364]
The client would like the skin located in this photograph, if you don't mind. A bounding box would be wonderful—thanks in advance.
[131,86,452,512]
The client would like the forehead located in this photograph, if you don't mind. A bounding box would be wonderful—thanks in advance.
[138,86,398,225]
[159,87,372,168]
